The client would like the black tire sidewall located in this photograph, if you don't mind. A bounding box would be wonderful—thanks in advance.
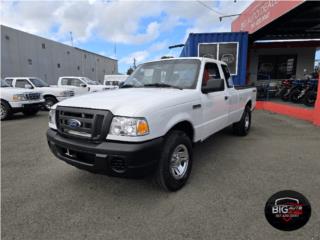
[1,102,10,120]
[44,97,57,110]
[157,131,193,191]
[290,89,300,103]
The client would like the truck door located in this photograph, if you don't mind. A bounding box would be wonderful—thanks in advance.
[60,78,88,95]
[200,62,229,139]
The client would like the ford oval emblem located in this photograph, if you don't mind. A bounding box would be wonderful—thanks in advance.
[67,119,82,128]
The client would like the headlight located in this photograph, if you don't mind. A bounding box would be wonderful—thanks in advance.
[109,117,149,136]
[48,109,56,129]
[12,94,27,101]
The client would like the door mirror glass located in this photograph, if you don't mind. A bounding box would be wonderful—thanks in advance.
[202,79,224,93]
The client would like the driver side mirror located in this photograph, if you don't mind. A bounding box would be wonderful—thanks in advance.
[202,79,224,94]
[25,84,33,89]
[80,83,87,88]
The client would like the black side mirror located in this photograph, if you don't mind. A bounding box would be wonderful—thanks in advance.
[202,79,224,93]
[80,83,87,88]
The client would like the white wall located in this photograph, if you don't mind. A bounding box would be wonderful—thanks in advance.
[249,46,316,83]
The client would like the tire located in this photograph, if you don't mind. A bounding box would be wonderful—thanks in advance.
[44,96,57,111]
[155,130,193,191]
[289,88,301,103]
[281,89,291,101]
[233,105,251,136]
[304,90,317,107]
[23,108,39,116]
[0,101,12,120]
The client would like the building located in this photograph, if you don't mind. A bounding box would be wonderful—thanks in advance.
[1,25,118,84]
[180,0,320,86]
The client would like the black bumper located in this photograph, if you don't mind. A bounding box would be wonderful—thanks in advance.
[47,129,163,177]
[13,102,44,113]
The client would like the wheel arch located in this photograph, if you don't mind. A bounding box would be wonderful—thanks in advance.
[43,94,58,101]
[166,120,194,142]
[0,98,12,108]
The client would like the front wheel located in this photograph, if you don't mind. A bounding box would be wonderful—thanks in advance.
[304,90,317,107]
[44,96,58,111]
[155,130,193,191]
[233,105,251,136]
[1,101,12,120]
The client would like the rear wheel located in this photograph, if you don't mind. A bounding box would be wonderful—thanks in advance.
[155,130,193,191]
[0,101,12,120]
[233,105,251,136]
[304,90,317,107]
[289,88,301,103]
[23,109,39,116]
[44,96,57,110]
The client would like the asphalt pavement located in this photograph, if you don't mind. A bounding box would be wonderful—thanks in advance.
[1,110,320,240]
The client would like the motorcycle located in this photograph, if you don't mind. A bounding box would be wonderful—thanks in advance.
[278,79,293,101]
[304,79,318,107]
[289,80,309,103]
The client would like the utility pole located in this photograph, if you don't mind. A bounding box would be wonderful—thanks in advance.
[133,58,137,69]
[70,31,74,47]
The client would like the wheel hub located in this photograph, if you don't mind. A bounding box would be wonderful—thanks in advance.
[170,144,189,180]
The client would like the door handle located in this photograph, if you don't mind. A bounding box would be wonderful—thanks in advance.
[225,96,229,100]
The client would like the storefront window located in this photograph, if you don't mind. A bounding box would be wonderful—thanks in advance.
[257,55,297,80]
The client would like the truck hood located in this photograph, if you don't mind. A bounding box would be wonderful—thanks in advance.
[37,86,70,93]
[56,88,198,116]
[88,85,107,91]
[0,87,38,94]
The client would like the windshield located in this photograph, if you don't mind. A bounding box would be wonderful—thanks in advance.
[122,59,200,89]
[30,78,49,87]
[1,79,10,87]
[81,77,100,85]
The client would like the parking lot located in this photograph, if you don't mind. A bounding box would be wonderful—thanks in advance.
[1,110,320,240]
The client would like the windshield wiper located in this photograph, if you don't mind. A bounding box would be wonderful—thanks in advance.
[143,83,182,90]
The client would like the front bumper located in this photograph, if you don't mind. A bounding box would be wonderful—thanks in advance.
[47,129,163,177]
[10,100,45,112]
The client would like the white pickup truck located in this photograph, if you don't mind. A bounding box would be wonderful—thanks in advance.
[1,79,44,120]
[103,75,128,89]
[4,77,75,110]
[47,58,256,191]
[57,76,108,95]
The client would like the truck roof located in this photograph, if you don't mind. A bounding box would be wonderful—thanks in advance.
[142,57,228,65]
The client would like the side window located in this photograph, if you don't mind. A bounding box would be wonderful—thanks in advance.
[15,79,31,88]
[69,78,83,87]
[60,78,69,85]
[5,79,13,87]
[202,63,221,86]
[222,65,234,88]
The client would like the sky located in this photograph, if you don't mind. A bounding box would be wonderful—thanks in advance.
[0,0,256,73]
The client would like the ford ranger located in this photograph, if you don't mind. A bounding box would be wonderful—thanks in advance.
[4,77,75,110]
[1,79,44,120]
[47,58,256,191]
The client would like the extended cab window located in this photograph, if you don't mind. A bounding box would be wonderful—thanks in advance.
[5,79,13,86]
[15,79,31,88]
[61,78,83,87]
[202,63,224,91]
[221,65,234,88]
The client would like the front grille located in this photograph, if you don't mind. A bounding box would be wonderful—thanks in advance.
[56,107,113,142]
[69,91,75,97]
[26,93,41,100]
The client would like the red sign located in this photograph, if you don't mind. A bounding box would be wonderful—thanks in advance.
[232,0,305,33]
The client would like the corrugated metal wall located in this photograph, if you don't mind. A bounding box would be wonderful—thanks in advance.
[1,25,118,85]
[180,32,249,86]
